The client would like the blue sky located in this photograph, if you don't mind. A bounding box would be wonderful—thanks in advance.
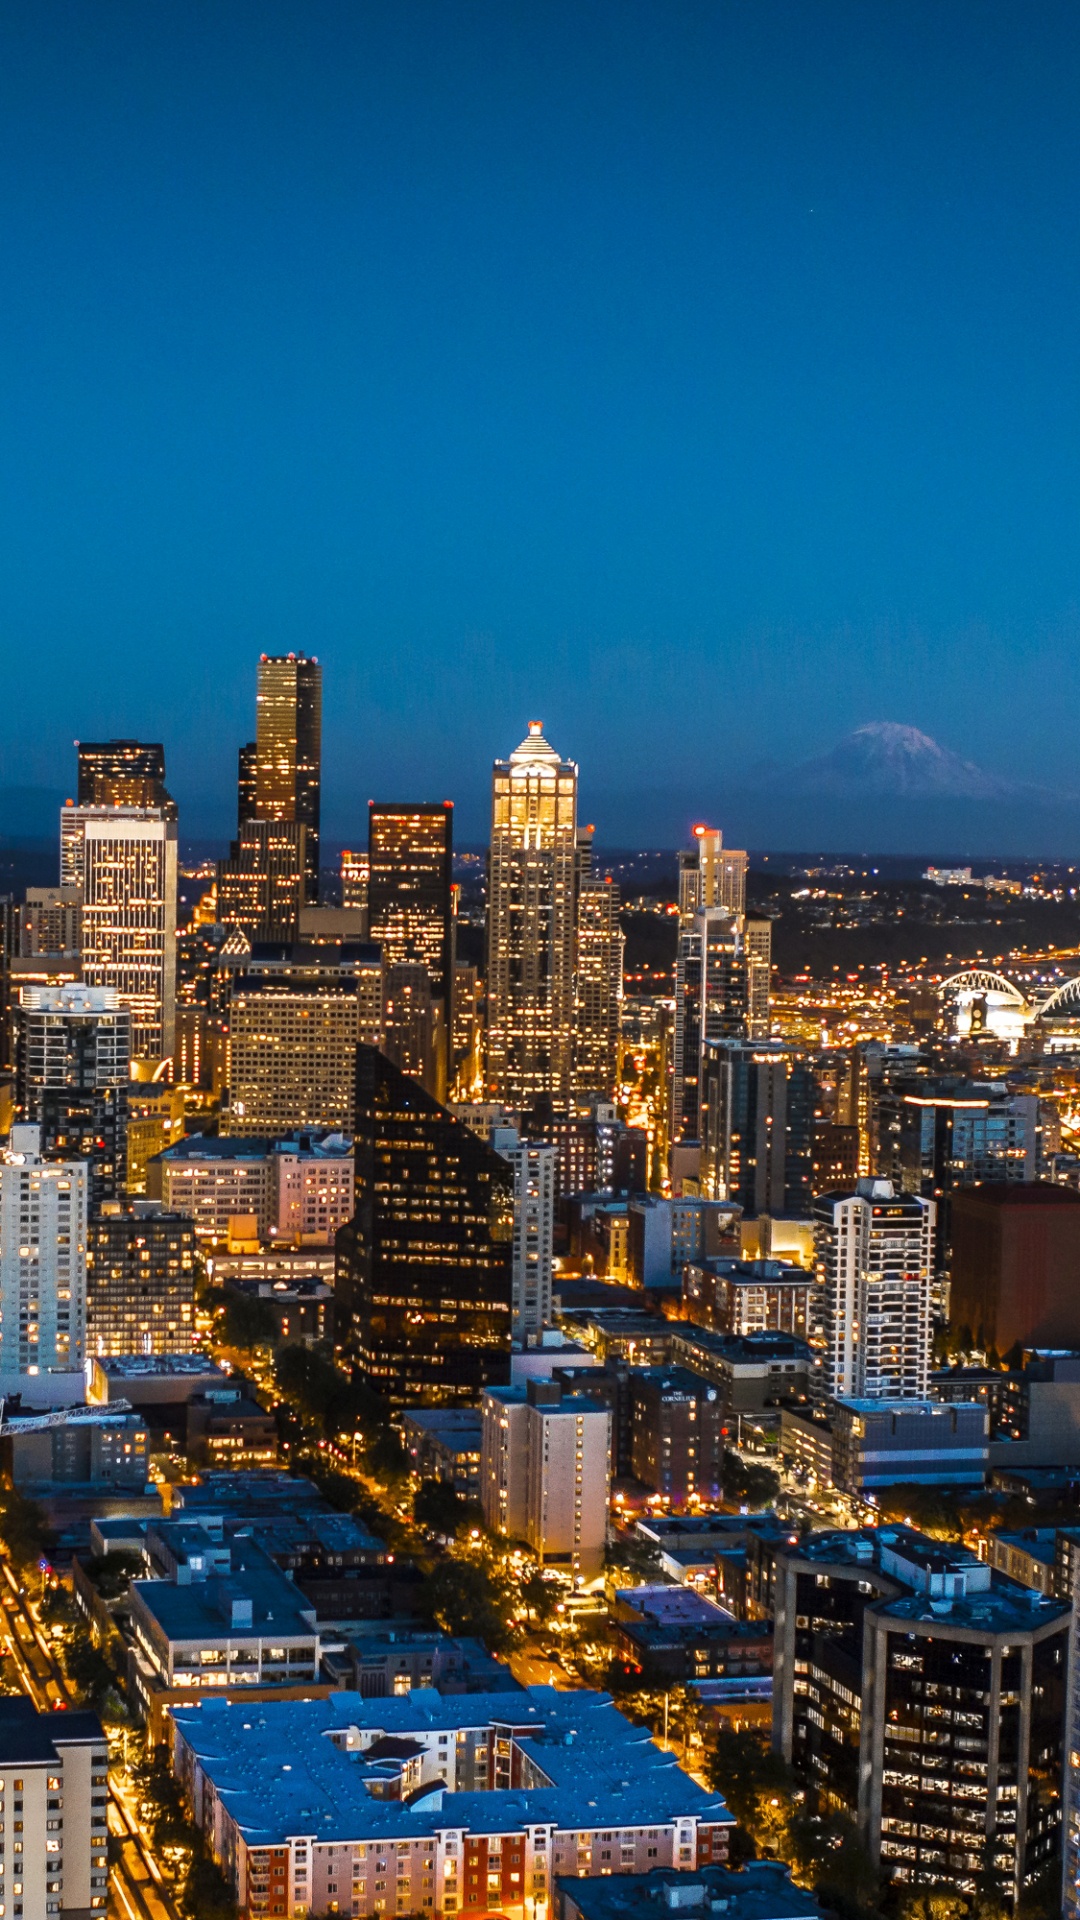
[1,1,1079,843]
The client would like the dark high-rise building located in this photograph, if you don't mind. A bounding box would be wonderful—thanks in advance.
[368,803,453,1100]
[254,653,322,902]
[237,742,257,831]
[380,961,439,1096]
[336,1047,513,1407]
[699,1040,815,1216]
[949,1182,1080,1351]
[518,1100,648,1207]
[671,909,748,1144]
[628,1364,725,1503]
[86,1200,196,1356]
[216,820,307,943]
[772,1526,1068,1905]
[15,984,131,1206]
[76,739,172,812]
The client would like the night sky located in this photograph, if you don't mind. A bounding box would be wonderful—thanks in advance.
[2,2,1079,844]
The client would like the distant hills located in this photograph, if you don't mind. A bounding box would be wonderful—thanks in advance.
[589,723,1080,856]
[3,724,1080,859]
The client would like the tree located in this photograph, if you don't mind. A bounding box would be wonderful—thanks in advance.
[721,1450,780,1509]
[364,1428,409,1491]
[0,1488,53,1572]
[181,1848,238,1920]
[414,1479,468,1538]
[788,1810,880,1917]
[426,1557,514,1652]
[64,1638,118,1712]
[274,1344,385,1442]
[220,1291,278,1352]
[84,1550,143,1601]
[896,1888,969,1920]
[519,1570,559,1627]
[706,1727,798,1854]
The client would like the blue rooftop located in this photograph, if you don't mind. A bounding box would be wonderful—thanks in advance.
[172,1686,733,1847]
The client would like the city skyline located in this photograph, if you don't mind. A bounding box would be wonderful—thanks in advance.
[1,4,1080,849]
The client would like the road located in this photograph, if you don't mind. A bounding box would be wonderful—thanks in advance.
[0,1562,179,1920]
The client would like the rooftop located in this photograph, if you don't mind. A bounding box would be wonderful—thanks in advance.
[171,1686,733,1848]
[96,1354,230,1380]
[877,1578,1068,1635]
[689,1260,810,1288]
[557,1862,820,1920]
[402,1409,484,1437]
[0,1698,105,1764]
[131,1540,318,1646]
[156,1130,355,1164]
[673,1330,811,1364]
[615,1587,737,1628]
[170,1471,326,1514]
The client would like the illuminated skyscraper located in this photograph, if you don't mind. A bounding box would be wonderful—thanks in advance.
[380,961,439,1094]
[492,1125,556,1342]
[815,1178,935,1400]
[76,739,173,814]
[486,722,578,1109]
[368,802,453,1099]
[671,907,748,1143]
[678,828,748,921]
[61,807,177,1063]
[254,653,322,900]
[573,832,624,1099]
[216,819,307,942]
[16,984,131,1207]
[0,1124,88,1373]
[670,827,765,1143]
[340,850,370,919]
[223,943,382,1135]
[745,916,773,1040]
[699,1038,814,1215]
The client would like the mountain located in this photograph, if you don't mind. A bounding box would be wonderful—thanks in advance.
[627,721,1080,857]
[782,722,1016,801]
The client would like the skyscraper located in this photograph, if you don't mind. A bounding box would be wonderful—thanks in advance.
[492,1126,556,1342]
[481,1378,611,1578]
[0,1124,88,1373]
[368,802,453,1099]
[61,806,177,1063]
[216,819,307,942]
[670,827,764,1145]
[254,653,322,901]
[744,917,772,1041]
[573,830,624,1099]
[340,850,370,918]
[380,961,440,1095]
[671,907,748,1143]
[86,1200,196,1356]
[814,1178,935,1401]
[700,1039,815,1216]
[486,722,578,1109]
[15,984,131,1207]
[76,739,172,813]
[336,1047,513,1406]
[223,943,382,1136]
